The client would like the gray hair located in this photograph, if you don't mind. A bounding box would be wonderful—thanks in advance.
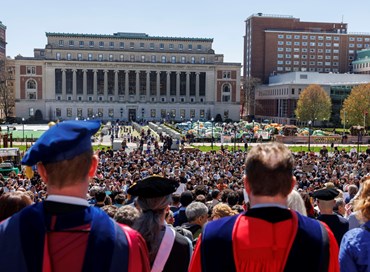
[114,205,140,227]
[287,190,307,216]
[133,195,172,263]
[185,201,208,222]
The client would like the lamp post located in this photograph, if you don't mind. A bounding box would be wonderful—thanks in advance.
[211,117,214,149]
[22,118,25,144]
[233,124,237,152]
[197,120,200,142]
[308,120,312,152]
[357,126,361,157]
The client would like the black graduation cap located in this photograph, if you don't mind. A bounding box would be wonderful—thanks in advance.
[127,175,179,198]
[312,188,339,201]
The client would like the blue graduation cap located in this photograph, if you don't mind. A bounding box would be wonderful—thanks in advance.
[22,120,101,166]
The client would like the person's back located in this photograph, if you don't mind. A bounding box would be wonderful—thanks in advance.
[189,143,339,272]
[0,120,149,272]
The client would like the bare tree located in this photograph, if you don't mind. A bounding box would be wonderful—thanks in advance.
[0,59,15,122]
[242,76,261,117]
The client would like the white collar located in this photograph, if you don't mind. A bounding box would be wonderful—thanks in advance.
[46,195,89,207]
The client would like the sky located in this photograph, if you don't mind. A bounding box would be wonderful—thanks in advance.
[2,0,370,64]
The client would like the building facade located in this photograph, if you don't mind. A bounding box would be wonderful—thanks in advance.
[15,32,241,122]
[255,72,370,125]
[0,21,5,60]
[244,13,370,83]
[352,48,370,74]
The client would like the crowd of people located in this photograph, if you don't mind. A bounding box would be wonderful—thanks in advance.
[0,120,369,271]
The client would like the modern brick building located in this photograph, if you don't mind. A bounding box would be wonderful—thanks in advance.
[14,32,241,122]
[0,21,6,60]
[244,13,370,83]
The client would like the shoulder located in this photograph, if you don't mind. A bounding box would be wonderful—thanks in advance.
[342,226,369,245]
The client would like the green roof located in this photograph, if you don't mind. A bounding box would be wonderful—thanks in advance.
[45,32,213,42]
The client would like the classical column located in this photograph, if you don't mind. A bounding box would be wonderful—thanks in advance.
[72,69,77,100]
[166,71,171,101]
[176,72,180,102]
[156,71,160,102]
[62,68,66,100]
[186,72,190,103]
[83,69,87,101]
[146,71,150,102]
[93,69,98,101]
[114,70,119,101]
[104,70,108,101]
[136,70,140,102]
[196,72,200,102]
[125,71,129,102]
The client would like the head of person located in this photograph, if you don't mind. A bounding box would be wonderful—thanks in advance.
[95,188,107,203]
[185,201,208,227]
[211,203,238,220]
[0,191,33,221]
[114,205,140,227]
[333,198,346,216]
[244,143,295,202]
[21,120,101,195]
[313,188,339,214]
[354,177,370,222]
[128,176,179,262]
[180,191,194,207]
[287,189,307,216]
[101,205,118,218]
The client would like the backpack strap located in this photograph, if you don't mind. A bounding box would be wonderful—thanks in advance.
[201,214,239,272]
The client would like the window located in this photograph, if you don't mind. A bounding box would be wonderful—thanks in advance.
[56,53,61,60]
[169,44,174,50]
[318,49,323,53]
[302,35,308,40]
[294,35,300,39]
[89,41,94,47]
[77,53,82,60]
[27,79,37,89]
[294,41,300,46]
[277,47,284,52]
[318,36,324,40]
[88,53,93,61]
[222,84,231,102]
[141,55,145,62]
[120,42,124,48]
[59,40,64,46]
[109,41,114,48]
[326,36,332,40]
[285,48,291,52]
[130,55,135,62]
[109,54,113,61]
[179,44,184,50]
[285,54,291,58]
[99,41,104,47]
[357,44,363,48]
[150,43,154,49]
[286,35,292,39]
[191,56,195,64]
[98,54,103,61]
[151,109,156,118]
[188,44,192,50]
[318,43,323,47]
[27,66,36,75]
[67,108,72,117]
[317,55,323,59]
[181,56,186,63]
[278,34,284,39]
[286,41,292,45]
[79,41,84,47]
[161,56,166,63]
[333,43,339,47]
[293,48,300,52]
[130,42,134,49]
[302,42,308,46]
[325,62,331,66]
[120,55,124,61]
[200,57,205,64]
[197,44,202,50]
[325,49,331,53]
[56,108,61,117]
[160,43,164,50]
[151,55,156,62]
[277,60,283,65]
[139,42,144,48]
[302,48,307,52]
[277,54,283,58]
[310,36,316,40]
[223,71,231,79]
[326,43,332,47]
[67,53,71,60]
[69,40,74,46]
[171,56,176,63]
[278,41,284,45]
[349,37,355,41]
[334,36,340,41]
[310,42,316,46]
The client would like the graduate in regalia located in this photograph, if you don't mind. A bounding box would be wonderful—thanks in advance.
[0,120,150,272]
[189,143,340,272]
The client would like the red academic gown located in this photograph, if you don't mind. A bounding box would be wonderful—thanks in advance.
[189,207,339,272]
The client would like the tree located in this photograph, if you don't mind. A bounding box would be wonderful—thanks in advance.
[295,84,332,122]
[341,83,370,127]
[242,76,261,116]
[0,59,15,122]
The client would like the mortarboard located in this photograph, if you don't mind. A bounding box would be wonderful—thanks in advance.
[22,120,101,166]
[312,188,339,201]
[127,175,179,198]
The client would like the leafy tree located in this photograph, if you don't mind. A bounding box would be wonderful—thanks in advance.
[295,84,332,122]
[341,83,370,127]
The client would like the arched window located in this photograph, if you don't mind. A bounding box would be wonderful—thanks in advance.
[27,79,37,89]
[222,83,231,102]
